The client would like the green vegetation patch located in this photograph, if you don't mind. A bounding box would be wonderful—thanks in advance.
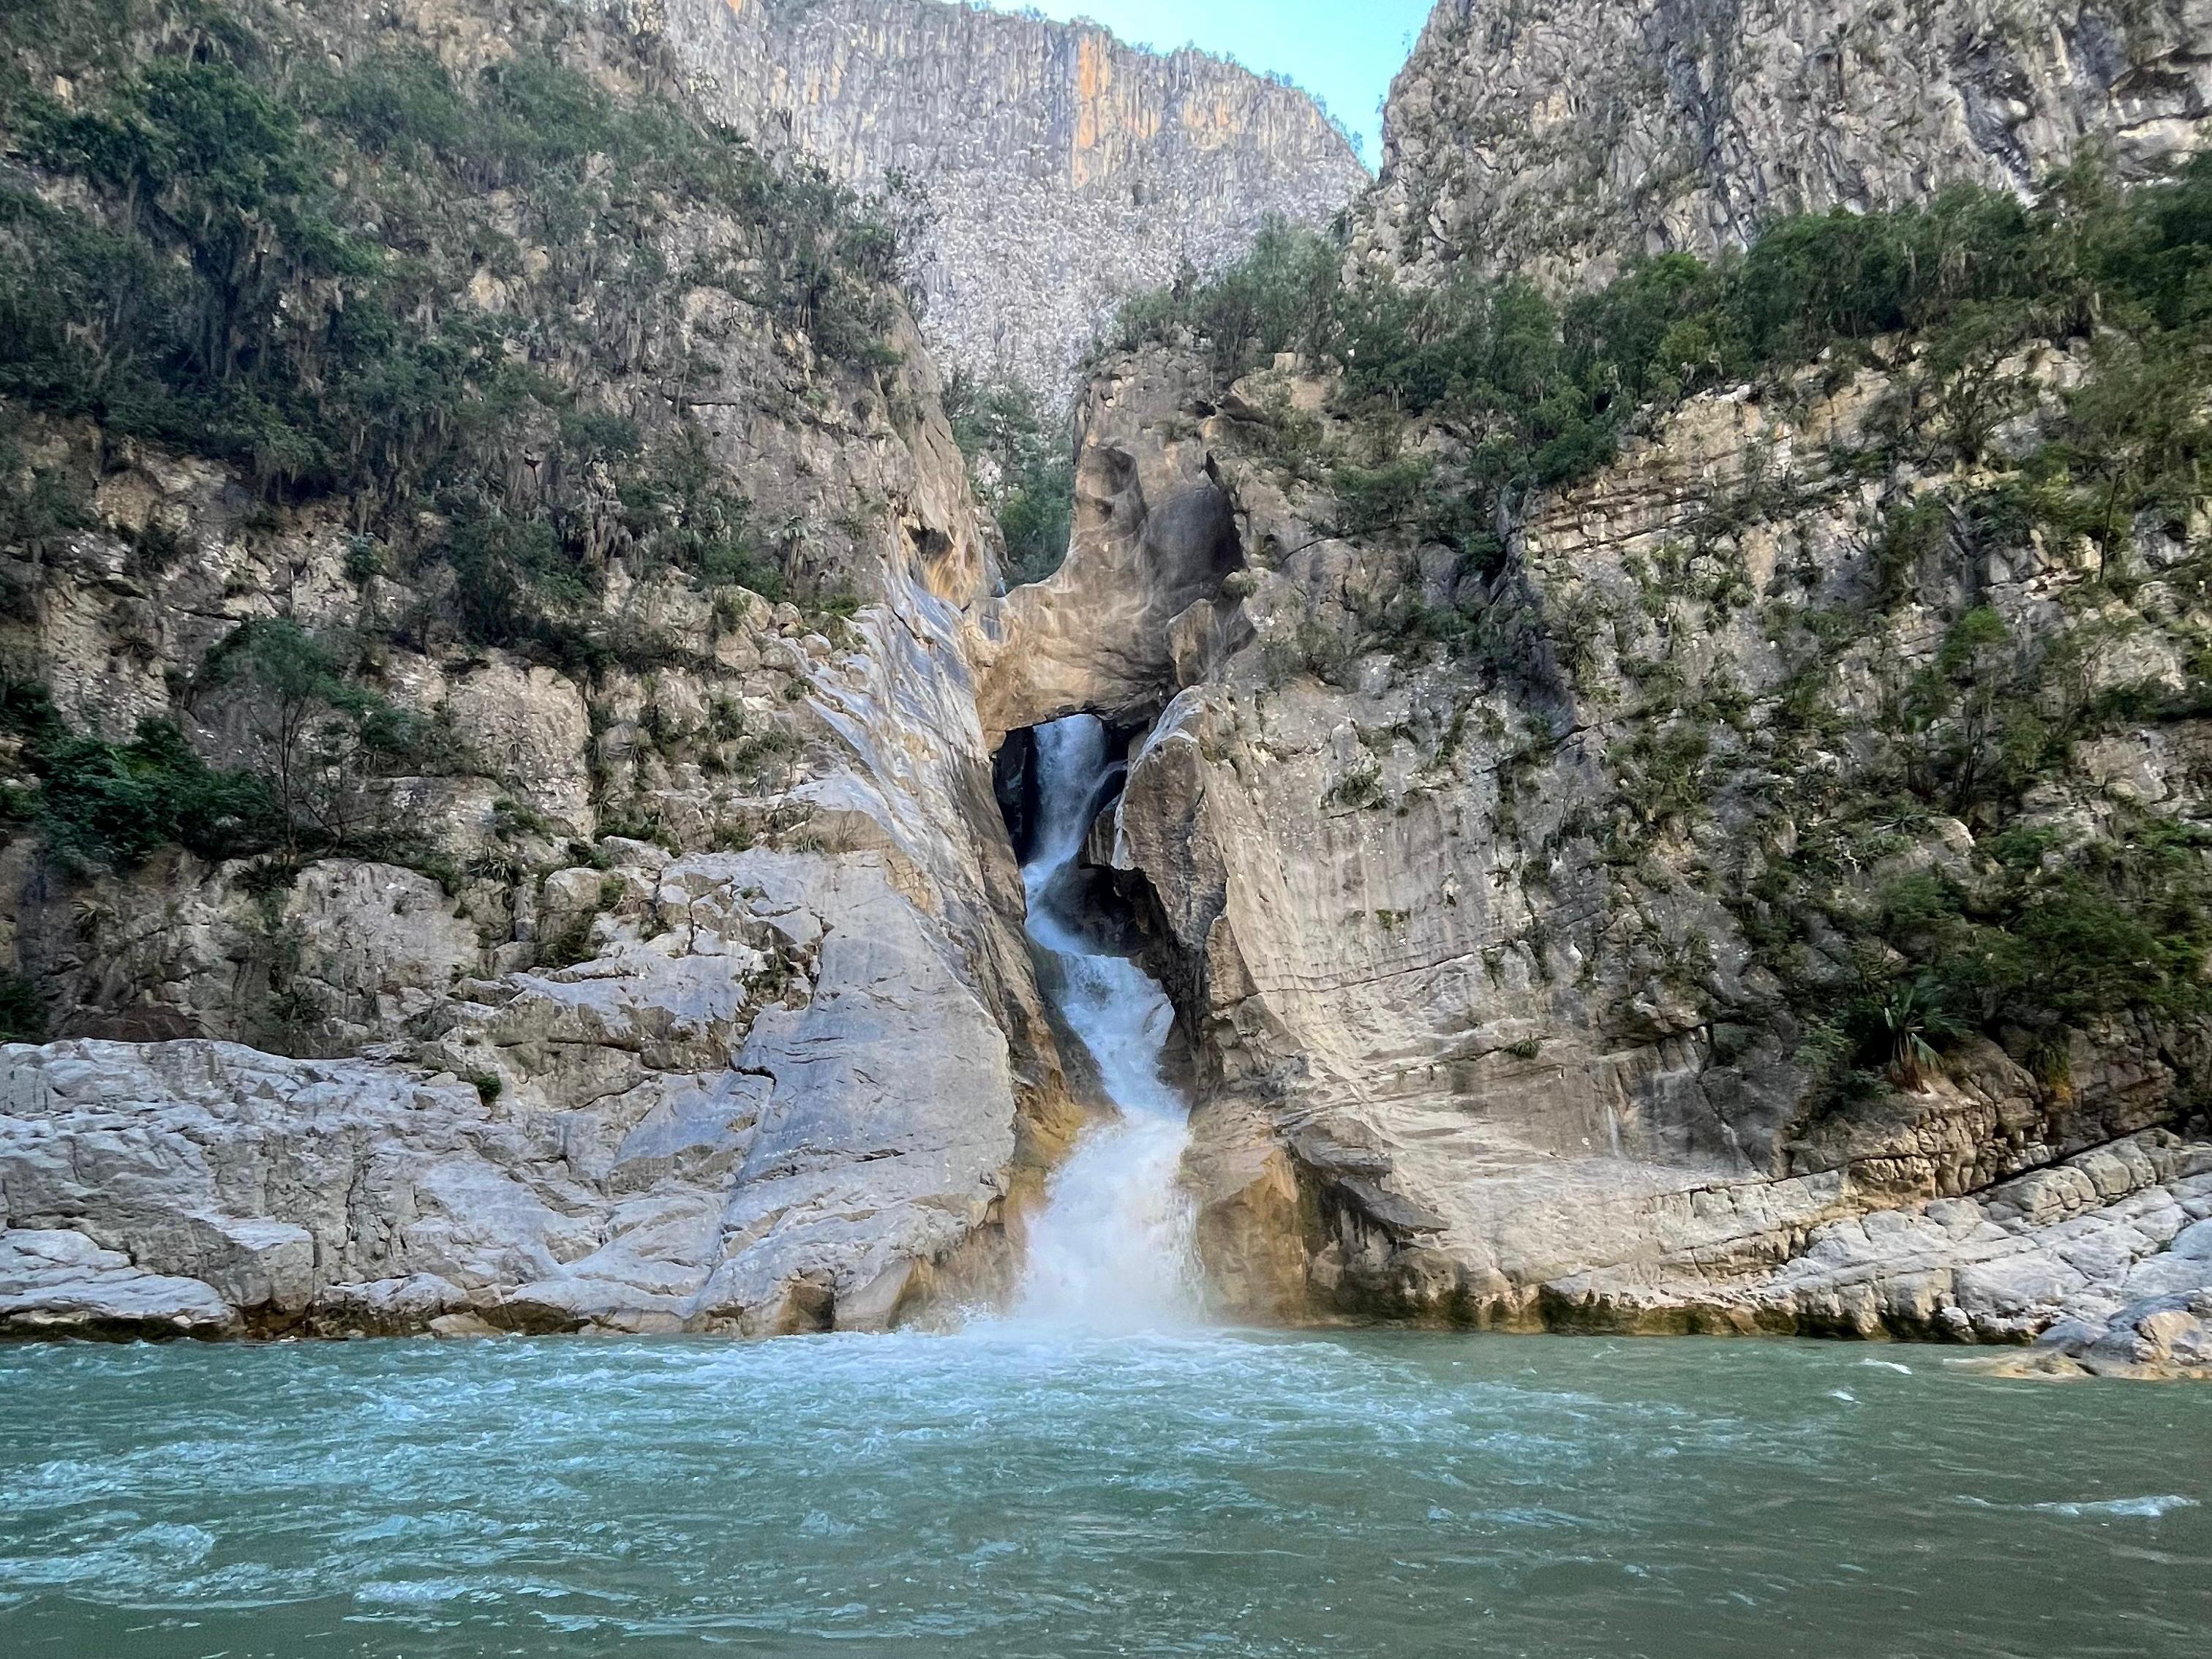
[0,680,278,870]
[0,0,911,667]
[1104,158,2212,641]
[945,375,1075,586]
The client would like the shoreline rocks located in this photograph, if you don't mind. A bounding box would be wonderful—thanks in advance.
[1,849,1026,1340]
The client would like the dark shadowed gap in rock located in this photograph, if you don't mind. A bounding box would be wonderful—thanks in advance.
[991,726,1042,866]
[993,720,1201,1101]
[994,717,1145,959]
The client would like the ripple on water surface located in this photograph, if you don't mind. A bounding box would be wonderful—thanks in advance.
[0,1330,2206,1657]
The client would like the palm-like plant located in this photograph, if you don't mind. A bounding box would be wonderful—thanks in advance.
[1874,979,1961,1090]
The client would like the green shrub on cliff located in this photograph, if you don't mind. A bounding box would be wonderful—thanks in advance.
[946,374,1075,585]
[1102,155,2212,609]
[0,680,279,870]
[0,612,454,873]
[1850,831,2212,1043]
[0,969,46,1043]
[0,0,914,660]
[196,618,431,858]
[1740,582,2212,1102]
[1105,221,1342,376]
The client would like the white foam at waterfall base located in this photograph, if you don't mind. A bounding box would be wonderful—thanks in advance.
[1011,716,1202,1331]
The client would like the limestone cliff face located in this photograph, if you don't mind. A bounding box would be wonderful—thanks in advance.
[1363,0,2212,290]
[661,0,1368,397]
[10,0,2212,1375]
[972,352,1251,745]
[971,0,2212,1372]
[0,0,1080,1339]
[982,334,2212,1373]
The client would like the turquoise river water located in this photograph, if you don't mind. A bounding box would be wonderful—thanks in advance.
[0,1328,2205,1658]
[6,718,2207,1653]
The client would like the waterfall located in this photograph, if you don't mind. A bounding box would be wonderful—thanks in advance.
[1012,716,1202,1330]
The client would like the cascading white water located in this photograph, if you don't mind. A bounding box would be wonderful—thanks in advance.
[1012,716,1203,1330]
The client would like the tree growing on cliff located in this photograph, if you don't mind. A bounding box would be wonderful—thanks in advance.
[0,680,279,870]
[197,619,424,859]
[945,372,1073,586]
[0,0,923,668]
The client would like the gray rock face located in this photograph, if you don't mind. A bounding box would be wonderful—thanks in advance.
[10,0,2212,1372]
[0,0,1077,1341]
[661,0,1368,397]
[1020,336,2212,1367]
[0,1228,236,1339]
[1,846,1020,1337]
[1542,1129,2212,1365]
[1363,0,2212,291]
[972,353,1253,745]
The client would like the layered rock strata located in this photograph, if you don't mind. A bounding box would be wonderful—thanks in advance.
[975,335,2212,1374]
[1550,1129,2212,1375]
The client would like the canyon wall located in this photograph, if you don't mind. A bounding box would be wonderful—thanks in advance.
[993,345,2212,1366]
[976,0,2212,1373]
[1362,0,2212,291]
[1,0,1080,1339]
[661,0,1369,399]
[7,0,2212,1374]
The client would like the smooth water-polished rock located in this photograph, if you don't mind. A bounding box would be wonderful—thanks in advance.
[0,848,1023,1339]
[0,1228,238,1339]
[973,350,1254,743]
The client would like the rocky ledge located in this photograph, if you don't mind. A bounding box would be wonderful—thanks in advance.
[7,1017,2204,1375]
[1,846,1028,1339]
[1541,1129,2212,1378]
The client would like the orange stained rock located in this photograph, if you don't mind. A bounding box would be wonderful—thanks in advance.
[1072,32,1109,181]
[1181,97,1247,151]
[1072,32,1166,186]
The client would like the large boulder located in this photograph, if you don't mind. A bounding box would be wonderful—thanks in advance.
[0,849,1028,1339]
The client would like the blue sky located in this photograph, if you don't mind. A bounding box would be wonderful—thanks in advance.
[982,1,1436,166]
